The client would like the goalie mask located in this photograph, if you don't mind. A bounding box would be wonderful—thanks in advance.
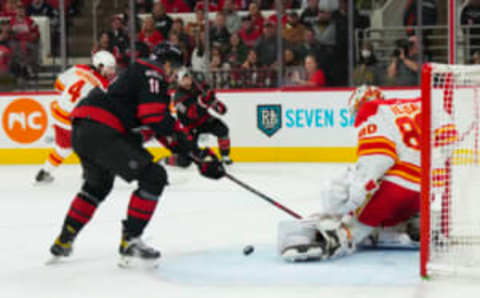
[348,85,385,117]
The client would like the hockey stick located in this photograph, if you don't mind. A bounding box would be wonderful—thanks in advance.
[224,172,303,219]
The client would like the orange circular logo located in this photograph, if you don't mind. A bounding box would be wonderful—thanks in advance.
[2,98,48,144]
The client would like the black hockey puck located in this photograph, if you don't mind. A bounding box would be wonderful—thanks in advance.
[243,245,254,256]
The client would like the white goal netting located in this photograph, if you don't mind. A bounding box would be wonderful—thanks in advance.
[423,63,480,278]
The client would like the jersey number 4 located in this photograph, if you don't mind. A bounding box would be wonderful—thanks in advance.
[68,80,86,103]
[395,113,421,151]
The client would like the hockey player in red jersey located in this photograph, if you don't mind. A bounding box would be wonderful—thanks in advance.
[163,69,233,167]
[277,85,458,261]
[48,42,225,266]
[35,51,117,184]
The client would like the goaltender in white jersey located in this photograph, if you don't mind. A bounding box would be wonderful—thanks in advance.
[278,85,458,261]
[35,51,117,184]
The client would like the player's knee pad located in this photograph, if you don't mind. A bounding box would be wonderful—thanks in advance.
[138,163,168,196]
[80,176,114,205]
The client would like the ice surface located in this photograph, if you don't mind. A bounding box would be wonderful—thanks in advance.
[0,163,478,298]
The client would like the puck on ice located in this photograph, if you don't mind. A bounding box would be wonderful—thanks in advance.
[243,245,254,255]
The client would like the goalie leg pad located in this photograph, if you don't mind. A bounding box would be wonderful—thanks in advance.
[278,217,357,262]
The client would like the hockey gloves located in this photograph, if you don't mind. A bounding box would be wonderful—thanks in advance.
[192,148,225,180]
[199,90,216,107]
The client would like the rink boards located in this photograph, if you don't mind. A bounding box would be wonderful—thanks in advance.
[0,88,420,164]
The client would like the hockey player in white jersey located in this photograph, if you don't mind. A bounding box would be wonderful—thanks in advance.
[35,51,116,184]
[278,85,457,262]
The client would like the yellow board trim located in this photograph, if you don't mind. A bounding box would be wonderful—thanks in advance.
[0,147,358,164]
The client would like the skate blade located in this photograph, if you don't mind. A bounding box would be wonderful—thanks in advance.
[118,255,160,269]
[45,256,67,265]
[281,247,323,262]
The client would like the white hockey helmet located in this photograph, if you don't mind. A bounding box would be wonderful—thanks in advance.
[92,50,116,72]
[347,85,385,117]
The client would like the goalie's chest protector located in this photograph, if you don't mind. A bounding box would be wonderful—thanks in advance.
[355,98,421,192]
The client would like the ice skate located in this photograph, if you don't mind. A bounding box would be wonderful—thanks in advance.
[46,237,74,265]
[35,169,54,184]
[118,224,161,268]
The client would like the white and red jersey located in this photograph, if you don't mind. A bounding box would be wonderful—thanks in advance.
[355,98,422,192]
[51,64,110,130]
[355,97,458,192]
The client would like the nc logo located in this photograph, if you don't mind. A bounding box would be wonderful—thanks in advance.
[257,104,282,137]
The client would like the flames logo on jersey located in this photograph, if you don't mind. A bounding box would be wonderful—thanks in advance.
[257,104,282,137]
[348,85,385,117]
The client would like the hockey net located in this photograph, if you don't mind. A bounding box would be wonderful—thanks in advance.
[421,63,480,278]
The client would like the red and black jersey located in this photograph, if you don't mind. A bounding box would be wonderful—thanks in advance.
[173,86,211,130]
[71,59,175,137]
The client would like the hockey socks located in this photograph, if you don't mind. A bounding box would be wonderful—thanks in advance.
[124,189,160,238]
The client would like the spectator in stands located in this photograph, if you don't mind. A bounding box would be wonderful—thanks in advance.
[186,4,208,40]
[27,0,54,17]
[292,54,326,87]
[160,0,192,13]
[387,36,420,86]
[0,26,13,75]
[242,48,261,69]
[283,47,304,86]
[238,15,262,48]
[404,0,437,35]
[226,32,248,67]
[191,36,208,72]
[248,2,264,34]
[2,0,18,17]
[10,3,40,78]
[353,42,382,85]
[301,0,337,10]
[267,4,288,27]
[152,2,172,39]
[210,11,231,53]
[300,0,318,28]
[313,5,336,46]
[461,0,480,55]
[218,0,247,11]
[92,31,114,53]
[297,27,322,61]
[109,16,130,54]
[194,1,218,12]
[283,11,306,45]
[254,21,281,68]
[241,48,265,87]
[121,3,142,32]
[135,0,153,14]
[139,16,164,51]
[210,46,231,87]
[170,17,192,53]
[223,0,241,34]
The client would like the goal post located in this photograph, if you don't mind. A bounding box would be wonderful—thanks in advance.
[421,63,480,278]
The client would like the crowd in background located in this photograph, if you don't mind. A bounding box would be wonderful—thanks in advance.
[93,0,370,88]
[4,0,480,89]
[0,0,81,87]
